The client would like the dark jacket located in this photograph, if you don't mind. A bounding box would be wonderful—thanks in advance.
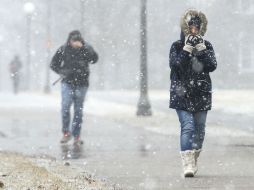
[50,42,98,87]
[10,56,22,75]
[169,38,217,112]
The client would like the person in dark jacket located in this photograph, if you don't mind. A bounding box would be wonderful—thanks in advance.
[9,55,22,94]
[169,9,217,177]
[51,30,98,145]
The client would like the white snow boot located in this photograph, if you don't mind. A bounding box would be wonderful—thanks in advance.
[180,150,196,177]
[194,149,202,174]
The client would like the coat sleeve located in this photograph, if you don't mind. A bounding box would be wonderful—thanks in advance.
[85,45,99,64]
[169,42,190,69]
[196,41,217,72]
[50,46,65,74]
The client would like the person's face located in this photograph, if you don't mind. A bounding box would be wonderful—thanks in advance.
[70,40,83,49]
[189,25,199,35]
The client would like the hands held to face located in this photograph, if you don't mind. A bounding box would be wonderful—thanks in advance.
[185,35,203,47]
[183,34,206,53]
[70,40,83,49]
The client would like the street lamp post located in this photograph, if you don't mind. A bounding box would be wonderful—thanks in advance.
[96,0,105,90]
[137,0,152,116]
[0,36,2,91]
[44,0,51,93]
[80,0,85,34]
[23,2,35,90]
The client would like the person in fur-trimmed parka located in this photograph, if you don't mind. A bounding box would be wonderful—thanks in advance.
[169,9,217,177]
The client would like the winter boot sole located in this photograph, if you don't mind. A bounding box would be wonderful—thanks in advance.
[184,172,194,177]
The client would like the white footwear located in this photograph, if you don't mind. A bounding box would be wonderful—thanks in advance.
[194,149,202,174]
[180,150,195,177]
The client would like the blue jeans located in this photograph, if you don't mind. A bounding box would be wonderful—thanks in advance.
[176,110,207,151]
[61,82,88,137]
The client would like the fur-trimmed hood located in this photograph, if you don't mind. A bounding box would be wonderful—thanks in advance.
[180,9,208,37]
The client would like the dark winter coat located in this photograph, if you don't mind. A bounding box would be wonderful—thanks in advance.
[50,41,98,87]
[169,10,217,112]
[10,56,22,75]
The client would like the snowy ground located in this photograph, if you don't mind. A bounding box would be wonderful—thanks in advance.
[0,89,254,189]
[0,152,112,190]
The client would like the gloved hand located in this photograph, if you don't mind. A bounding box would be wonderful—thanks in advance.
[183,34,196,53]
[59,69,72,78]
[194,35,206,51]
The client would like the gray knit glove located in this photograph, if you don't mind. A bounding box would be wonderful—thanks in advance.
[183,34,195,53]
[195,35,206,51]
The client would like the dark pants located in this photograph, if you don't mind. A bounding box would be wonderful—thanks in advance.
[12,75,19,94]
[61,82,88,137]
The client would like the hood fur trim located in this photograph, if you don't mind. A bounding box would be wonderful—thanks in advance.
[180,9,208,36]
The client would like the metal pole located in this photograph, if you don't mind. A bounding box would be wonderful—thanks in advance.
[44,0,51,93]
[96,0,105,90]
[137,0,152,116]
[80,0,85,34]
[26,15,31,90]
